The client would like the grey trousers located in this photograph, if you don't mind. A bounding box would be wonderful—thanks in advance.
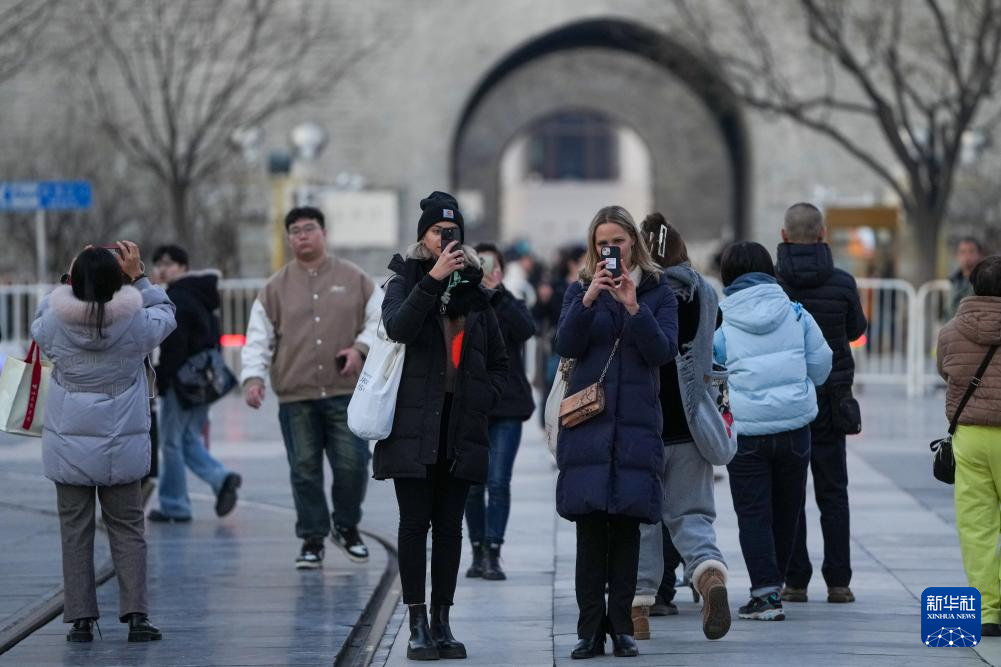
[636,441,726,599]
[55,481,148,623]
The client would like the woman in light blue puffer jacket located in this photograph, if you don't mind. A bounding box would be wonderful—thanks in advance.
[31,242,175,643]
[713,242,831,623]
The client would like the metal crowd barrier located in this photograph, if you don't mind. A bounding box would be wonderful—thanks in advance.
[853,278,915,391]
[0,284,51,351]
[912,280,952,395]
[0,277,960,397]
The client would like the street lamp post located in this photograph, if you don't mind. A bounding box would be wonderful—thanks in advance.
[267,151,292,273]
[265,122,328,272]
[289,122,328,209]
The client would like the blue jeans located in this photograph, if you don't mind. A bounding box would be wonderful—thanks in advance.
[464,419,522,545]
[727,426,811,598]
[157,387,231,518]
[278,396,370,541]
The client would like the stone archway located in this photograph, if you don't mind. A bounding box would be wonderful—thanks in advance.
[451,18,750,249]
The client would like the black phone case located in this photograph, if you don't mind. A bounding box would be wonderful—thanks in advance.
[440,229,459,250]
[601,247,621,277]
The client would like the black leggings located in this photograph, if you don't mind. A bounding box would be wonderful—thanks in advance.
[394,461,470,605]
[575,513,641,637]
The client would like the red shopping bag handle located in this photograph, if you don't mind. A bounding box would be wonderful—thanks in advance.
[22,341,43,430]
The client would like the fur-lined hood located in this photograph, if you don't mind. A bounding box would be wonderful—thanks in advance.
[31,277,178,487]
[47,285,144,350]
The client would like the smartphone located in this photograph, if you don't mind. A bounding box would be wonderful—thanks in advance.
[600,246,621,278]
[336,355,347,371]
[480,254,495,274]
[440,227,460,251]
[101,244,123,256]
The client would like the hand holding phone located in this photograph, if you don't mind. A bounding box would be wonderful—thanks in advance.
[105,241,144,282]
[430,233,465,281]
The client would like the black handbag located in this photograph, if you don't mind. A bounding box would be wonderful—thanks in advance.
[174,348,238,408]
[929,345,998,484]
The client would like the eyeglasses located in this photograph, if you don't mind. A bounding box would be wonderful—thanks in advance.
[287,223,321,237]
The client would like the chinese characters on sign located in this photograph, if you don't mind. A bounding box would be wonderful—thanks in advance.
[926,595,977,613]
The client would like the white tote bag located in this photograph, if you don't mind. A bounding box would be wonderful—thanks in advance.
[347,320,405,441]
[0,341,52,437]
[543,358,573,457]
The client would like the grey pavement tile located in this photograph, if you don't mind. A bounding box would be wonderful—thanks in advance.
[542,388,989,666]
[4,389,998,665]
[0,481,112,642]
[978,642,1001,665]
[384,440,557,666]
[1,395,392,666]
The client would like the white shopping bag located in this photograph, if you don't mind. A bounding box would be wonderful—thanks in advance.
[347,321,405,441]
[543,358,572,458]
[0,341,52,437]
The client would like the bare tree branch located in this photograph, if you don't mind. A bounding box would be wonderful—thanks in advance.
[0,106,153,280]
[925,0,964,85]
[669,0,1001,281]
[0,0,58,84]
[65,0,366,248]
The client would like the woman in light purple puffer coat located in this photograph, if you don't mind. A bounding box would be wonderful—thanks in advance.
[31,242,175,643]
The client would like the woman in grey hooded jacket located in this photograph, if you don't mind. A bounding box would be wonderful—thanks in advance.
[31,242,176,643]
[632,214,731,643]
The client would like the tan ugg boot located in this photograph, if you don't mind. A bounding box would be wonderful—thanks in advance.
[630,605,651,640]
[693,560,731,640]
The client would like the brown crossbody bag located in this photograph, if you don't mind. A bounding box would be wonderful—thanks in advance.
[558,337,621,429]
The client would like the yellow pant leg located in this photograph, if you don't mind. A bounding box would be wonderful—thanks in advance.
[986,426,1001,626]
[954,425,1001,624]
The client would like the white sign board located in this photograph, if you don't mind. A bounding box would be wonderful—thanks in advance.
[321,190,399,249]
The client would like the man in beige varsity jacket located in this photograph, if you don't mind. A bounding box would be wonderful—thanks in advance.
[241,206,382,569]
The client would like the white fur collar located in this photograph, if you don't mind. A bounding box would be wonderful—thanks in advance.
[49,285,143,326]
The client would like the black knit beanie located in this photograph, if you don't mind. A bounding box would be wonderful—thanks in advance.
[417,191,464,242]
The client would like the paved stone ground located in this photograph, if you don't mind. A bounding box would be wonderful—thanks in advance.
[380,385,1001,666]
[3,386,1000,666]
[379,413,558,667]
[0,467,104,639]
[0,395,401,667]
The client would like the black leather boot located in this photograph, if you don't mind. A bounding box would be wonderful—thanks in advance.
[570,634,605,659]
[430,604,467,659]
[66,618,95,642]
[465,542,485,578]
[125,613,162,642]
[407,604,440,661]
[481,544,506,581]
[610,633,639,657]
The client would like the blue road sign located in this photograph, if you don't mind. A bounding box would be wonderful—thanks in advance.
[0,181,92,211]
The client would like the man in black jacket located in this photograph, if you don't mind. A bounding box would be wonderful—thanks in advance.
[148,245,241,522]
[776,203,867,604]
